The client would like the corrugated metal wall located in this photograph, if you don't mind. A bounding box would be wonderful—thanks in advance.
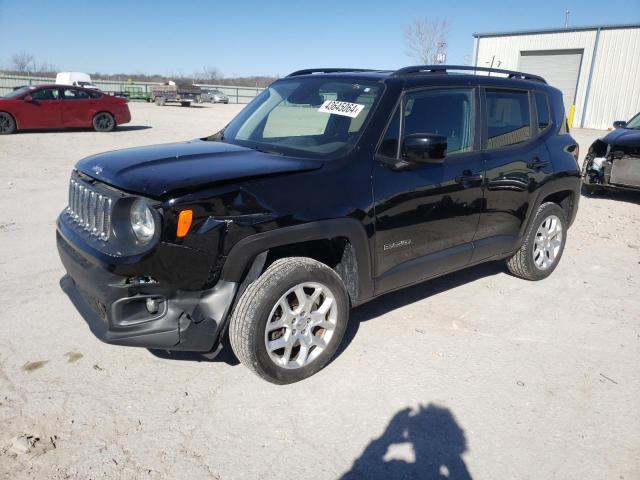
[583,28,640,129]
[475,26,640,130]
[475,30,597,127]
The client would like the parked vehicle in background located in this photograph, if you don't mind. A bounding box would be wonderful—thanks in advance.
[199,88,229,104]
[56,65,581,383]
[582,112,640,194]
[55,72,99,90]
[151,82,201,107]
[0,85,130,134]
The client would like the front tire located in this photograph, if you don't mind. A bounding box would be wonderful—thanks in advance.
[0,112,16,134]
[229,257,350,384]
[92,112,115,132]
[506,202,567,280]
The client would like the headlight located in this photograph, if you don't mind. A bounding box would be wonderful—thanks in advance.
[130,199,155,244]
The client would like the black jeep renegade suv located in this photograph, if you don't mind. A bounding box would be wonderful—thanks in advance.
[57,65,581,383]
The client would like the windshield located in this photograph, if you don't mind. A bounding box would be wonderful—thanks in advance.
[215,78,382,158]
[3,86,32,99]
[626,113,640,129]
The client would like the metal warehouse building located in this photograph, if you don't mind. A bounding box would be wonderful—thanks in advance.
[472,23,640,130]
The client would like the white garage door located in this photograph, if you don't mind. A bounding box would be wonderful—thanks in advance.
[518,49,583,114]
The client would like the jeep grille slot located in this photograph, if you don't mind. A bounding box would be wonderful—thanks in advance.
[67,179,112,240]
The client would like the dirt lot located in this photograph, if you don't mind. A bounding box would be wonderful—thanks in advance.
[0,102,638,479]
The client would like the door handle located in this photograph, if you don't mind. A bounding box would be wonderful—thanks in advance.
[456,170,483,184]
[527,158,549,169]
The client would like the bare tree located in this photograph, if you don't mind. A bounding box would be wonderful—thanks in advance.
[404,18,450,64]
[198,65,222,82]
[11,52,36,72]
[36,61,58,73]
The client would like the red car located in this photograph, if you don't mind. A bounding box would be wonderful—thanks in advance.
[0,84,131,134]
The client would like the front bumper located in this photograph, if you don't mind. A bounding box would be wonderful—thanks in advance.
[57,227,237,352]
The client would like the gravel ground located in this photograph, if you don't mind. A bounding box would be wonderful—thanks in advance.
[0,102,638,479]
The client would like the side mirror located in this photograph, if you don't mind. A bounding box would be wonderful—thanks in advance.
[613,120,627,129]
[402,133,447,164]
[24,95,33,102]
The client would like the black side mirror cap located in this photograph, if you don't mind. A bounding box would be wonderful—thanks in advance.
[613,120,627,129]
[402,133,447,164]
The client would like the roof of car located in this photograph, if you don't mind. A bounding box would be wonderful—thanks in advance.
[285,65,549,88]
[285,65,547,86]
[23,83,98,90]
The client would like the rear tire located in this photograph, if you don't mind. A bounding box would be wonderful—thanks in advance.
[180,101,190,107]
[506,202,567,281]
[229,257,350,384]
[0,112,16,134]
[92,112,115,132]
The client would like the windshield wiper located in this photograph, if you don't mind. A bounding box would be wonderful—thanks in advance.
[248,146,284,156]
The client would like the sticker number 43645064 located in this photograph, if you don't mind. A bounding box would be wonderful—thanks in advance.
[318,100,365,118]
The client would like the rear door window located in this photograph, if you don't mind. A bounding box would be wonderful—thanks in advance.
[62,89,90,100]
[485,90,531,148]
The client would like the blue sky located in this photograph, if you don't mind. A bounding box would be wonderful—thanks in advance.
[0,0,638,78]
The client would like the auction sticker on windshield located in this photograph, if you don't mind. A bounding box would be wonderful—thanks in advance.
[318,101,365,118]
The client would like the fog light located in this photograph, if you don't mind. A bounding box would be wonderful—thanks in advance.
[146,297,160,314]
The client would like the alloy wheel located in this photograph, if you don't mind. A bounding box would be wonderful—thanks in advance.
[533,214,563,270]
[264,282,337,369]
[95,113,114,131]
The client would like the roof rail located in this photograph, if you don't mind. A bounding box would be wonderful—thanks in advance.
[393,65,547,83]
[287,68,378,77]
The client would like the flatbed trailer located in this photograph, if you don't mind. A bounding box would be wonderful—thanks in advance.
[151,82,202,107]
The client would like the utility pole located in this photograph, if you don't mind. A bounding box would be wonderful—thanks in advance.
[435,42,447,64]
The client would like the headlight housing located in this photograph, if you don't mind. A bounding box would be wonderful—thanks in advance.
[130,199,155,244]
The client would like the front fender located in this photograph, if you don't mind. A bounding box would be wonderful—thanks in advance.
[220,218,374,303]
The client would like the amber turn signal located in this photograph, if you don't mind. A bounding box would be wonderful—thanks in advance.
[177,210,193,238]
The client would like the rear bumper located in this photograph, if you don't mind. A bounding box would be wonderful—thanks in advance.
[115,108,131,125]
[57,228,237,352]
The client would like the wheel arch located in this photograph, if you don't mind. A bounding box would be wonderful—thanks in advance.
[221,219,374,305]
[93,110,116,122]
[520,177,581,238]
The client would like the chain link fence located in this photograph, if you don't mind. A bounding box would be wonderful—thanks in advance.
[0,74,264,104]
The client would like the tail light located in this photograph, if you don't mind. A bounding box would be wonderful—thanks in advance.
[568,144,580,169]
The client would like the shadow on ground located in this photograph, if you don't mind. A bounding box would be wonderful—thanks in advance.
[60,260,503,368]
[148,345,239,365]
[341,403,472,480]
[581,188,640,205]
[338,261,504,356]
[16,125,151,134]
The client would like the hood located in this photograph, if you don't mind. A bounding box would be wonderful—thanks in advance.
[76,140,322,198]
[601,128,640,147]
